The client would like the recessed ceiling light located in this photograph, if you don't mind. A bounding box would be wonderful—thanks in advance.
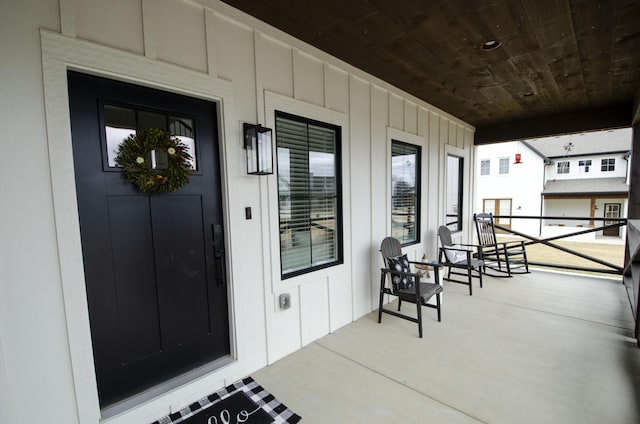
[481,40,502,50]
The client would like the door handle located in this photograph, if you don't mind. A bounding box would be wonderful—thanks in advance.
[212,224,225,287]
[214,247,225,287]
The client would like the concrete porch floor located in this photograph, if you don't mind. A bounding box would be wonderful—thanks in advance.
[253,270,640,423]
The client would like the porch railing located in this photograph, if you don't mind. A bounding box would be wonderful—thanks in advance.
[489,215,626,275]
[623,220,640,345]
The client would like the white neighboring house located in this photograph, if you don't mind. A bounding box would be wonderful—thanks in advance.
[475,128,632,241]
[475,140,546,236]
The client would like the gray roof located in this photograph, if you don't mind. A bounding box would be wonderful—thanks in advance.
[542,178,628,196]
[525,128,631,158]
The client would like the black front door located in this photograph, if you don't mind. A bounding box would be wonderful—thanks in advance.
[68,72,230,407]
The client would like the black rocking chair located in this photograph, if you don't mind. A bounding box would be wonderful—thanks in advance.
[473,213,529,277]
[378,237,442,338]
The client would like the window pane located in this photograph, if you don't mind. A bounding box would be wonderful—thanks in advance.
[138,110,166,130]
[169,117,196,170]
[446,155,463,231]
[484,198,511,226]
[309,125,338,265]
[499,158,509,174]
[483,199,495,215]
[391,141,420,244]
[311,198,337,264]
[498,199,511,225]
[480,159,490,176]
[579,160,591,173]
[557,161,570,174]
[104,105,136,167]
[601,158,615,171]
[276,113,341,278]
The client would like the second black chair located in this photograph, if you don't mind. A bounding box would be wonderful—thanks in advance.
[438,225,484,295]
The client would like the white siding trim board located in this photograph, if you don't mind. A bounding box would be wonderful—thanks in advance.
[264,90,351,292]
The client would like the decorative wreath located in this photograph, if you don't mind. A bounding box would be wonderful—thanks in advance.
[115,128,193,193]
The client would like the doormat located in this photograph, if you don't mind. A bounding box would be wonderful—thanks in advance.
[151,377,301,424]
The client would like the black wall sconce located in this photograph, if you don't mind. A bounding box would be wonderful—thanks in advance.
[243,123,273,175]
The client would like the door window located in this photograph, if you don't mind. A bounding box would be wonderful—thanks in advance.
[104,105,197,170]
[605,203,621,222]
[483,198,512,228]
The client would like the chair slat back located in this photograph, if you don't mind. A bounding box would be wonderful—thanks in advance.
[380,236,403,265]
[474,213,498,247]
[438,225,453,247]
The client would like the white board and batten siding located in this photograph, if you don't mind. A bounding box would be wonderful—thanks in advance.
[1,1,475,423]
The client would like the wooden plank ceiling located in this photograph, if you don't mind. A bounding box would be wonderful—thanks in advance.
[221,0,640,142]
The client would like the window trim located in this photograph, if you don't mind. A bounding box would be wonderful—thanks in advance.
[443,144,468,236]
[100,101,201,173]
[498,157,509,175]
[557,160,570,174]
[275,111,344,280]
[601,157,615,172]
[265,91,349,289]
[480,159,490,176]
[446,154,464,232]
[391,139,421,246]
[578,159,592,173]
[386,128,425,248]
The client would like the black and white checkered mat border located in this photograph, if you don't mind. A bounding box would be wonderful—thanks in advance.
[152,377,301,424]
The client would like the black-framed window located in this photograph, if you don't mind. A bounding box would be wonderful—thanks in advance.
[391,141,421,245]
[557,161,570,174]
[601,158,615,172]
[276,112,343,279]
[446,155,463,232]
[579,159,592,173]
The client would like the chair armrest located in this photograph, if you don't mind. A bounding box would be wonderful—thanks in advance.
[500,240,526,248]
[381,265,441,283]
[436,246,470,253]
[380,267,422,280]
[455,243,480,249]
[409,259,440,267]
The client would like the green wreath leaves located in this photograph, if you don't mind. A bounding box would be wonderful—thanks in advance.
[115,128,193,193]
